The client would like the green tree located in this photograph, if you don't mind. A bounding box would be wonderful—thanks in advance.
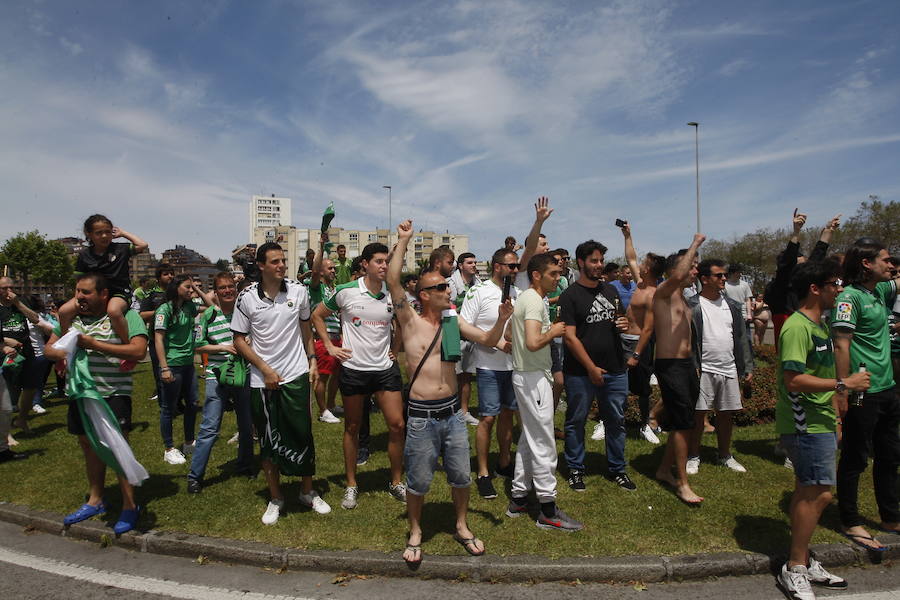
[0,231,73,293]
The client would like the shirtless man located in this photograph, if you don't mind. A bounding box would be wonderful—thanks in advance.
[388,219,512,565]
[652,233,705,505]
[620,223,668,444]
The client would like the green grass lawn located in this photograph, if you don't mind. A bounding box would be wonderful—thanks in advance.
[1,363,884,559]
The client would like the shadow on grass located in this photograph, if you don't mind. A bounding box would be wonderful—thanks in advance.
[95,473,181,531]
[733,514,788,572]
[15,422,64,439]
[733,437,781,465]
[627,445,667,480]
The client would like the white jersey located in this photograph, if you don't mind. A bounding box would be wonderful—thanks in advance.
[231,279,311,388]
[324,277,393,371]
[459,279,518,372]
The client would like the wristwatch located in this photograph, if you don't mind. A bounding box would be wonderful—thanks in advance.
[631,352,640,360]
[835,379,847,394]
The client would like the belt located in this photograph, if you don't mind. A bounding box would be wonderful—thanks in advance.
[407,404,458,420]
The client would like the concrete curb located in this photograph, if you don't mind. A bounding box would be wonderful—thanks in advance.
[1,501,896,583]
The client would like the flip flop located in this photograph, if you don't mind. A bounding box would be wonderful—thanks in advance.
[403,544,422,566]
[841,531,886,552]
[453,533,485,556]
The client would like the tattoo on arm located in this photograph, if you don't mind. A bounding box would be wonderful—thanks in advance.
[393,298,408,310]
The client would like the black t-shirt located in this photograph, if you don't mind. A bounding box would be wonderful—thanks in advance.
[139,290,167,346]
[558,281,624,375]
[0,302,34,359]
[75,242,134,293]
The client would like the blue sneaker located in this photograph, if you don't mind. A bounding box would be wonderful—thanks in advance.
[63,501,108,525]
[113,506,141,535]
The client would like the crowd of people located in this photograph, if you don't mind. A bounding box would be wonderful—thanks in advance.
[1,204,898,600]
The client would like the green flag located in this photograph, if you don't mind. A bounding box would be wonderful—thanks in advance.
[320,201,335,232]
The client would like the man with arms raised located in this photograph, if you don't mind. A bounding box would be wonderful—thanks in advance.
[775,260,865,599]
[652,234,705,505]
[458,247,520,499]
[44,273,148,534]
[312,242,406,509]
[621,222,667,443]
[308,234,342,424]
[232,243,330,525]
[389,220,511,563]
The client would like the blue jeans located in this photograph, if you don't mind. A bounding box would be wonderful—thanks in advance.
[404,409,472,495]
[476,368,518,417]
[189,378,254,481]
[159,364,198,448]
[564,372,628,473]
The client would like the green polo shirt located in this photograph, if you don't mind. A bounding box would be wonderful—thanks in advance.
[775,311,836,434]
[830,280,897,393]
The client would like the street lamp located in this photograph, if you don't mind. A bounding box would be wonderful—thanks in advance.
[383,185,392,234]
[687,122,700,234]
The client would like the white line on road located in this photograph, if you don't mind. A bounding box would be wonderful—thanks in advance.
[0,546,315,600]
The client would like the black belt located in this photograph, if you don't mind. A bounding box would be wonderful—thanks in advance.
[407,404,458,420]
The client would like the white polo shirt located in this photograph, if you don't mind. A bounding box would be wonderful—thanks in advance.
[231,279,311,388]
[459,279,518,372]
[324,277,393,372]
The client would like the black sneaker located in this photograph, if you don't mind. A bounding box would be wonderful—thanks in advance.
[186,478,202,494]
[536,507,584,532]
[495,461,514,479]
[356,447,369,466]
[611,472,637,491]
[476,475,497,499]
[567,470,586,492]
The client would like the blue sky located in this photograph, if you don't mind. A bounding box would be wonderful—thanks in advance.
[1,0,898,263]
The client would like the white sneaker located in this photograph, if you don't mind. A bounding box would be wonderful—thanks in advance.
[227,432,240,445]
[32,405,48,415]
[686,456,700,475]
[777,563,815,600]
[164,448,186,465]
[784,456,794,469]
[182,441,196,455]
[150,394,159,401]
[299,490,332,514]
[590,422,605,441]
[261,499,284,525]
[806,557,847,589]
[639,424,660,444]
[719,455,747,473]
[341,486,358,510]
[318,409,341,424]
[463,412,479,426]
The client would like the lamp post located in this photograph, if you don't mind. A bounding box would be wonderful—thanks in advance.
[383,186,392,236]
[687,122,700,234]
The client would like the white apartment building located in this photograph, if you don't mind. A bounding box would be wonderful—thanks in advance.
[248,194,292,241]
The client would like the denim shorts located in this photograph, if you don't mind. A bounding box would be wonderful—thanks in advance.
[780,432,837,487]
[404,409,472,495]
[476,368,518,417]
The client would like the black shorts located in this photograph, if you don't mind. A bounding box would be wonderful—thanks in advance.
[654,358,698,431]
[627,338,655,398]
[339,363,403,397]
[67,395,133,435]
[3,356,40,390]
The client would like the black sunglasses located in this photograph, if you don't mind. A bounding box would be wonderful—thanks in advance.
[421,283,450,292]
[501,262,520,269]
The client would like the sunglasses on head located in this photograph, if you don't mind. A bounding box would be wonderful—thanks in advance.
[421,283,450,292]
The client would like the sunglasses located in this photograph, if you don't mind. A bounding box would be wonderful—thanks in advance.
[501,262,520,269]
[421,283,450,292]
[707,273,727,279]
[821,279,843,287]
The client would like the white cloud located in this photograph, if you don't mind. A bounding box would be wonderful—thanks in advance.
[717,58,751,77]
[59,36,83,56]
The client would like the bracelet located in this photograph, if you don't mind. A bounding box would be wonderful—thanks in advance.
[160,367,171,372]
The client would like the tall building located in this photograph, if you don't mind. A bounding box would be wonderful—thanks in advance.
[252,226,302,280]
[160,245,218,290]
[129,251,159,284]
[249,194,292,241]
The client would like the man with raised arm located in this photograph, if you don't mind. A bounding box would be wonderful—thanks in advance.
[513,197,553,291]
[621,222,667,443]
[308,233,342,424]
[652,234,705,505]
[388,219,512,564]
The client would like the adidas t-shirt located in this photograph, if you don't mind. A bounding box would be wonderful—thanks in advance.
[53,311,147,398]
[775,311,836,434]
[324,278,393,372]
[459,279,518,372]
[231,279,311,387]
[830,280,897,393]
[197,306,234,378]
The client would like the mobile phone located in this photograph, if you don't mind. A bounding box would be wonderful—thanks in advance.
[502,276,512,303]
[615,219,627,228]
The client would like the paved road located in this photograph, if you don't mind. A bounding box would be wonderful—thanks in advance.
[0,521,898,599]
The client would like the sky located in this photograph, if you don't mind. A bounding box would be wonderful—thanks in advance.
[1,0,898,263]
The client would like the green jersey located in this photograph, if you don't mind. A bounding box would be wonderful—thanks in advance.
[830,280,897,393]
[196,306,234,377]
[775,311,836,434]
[308,282,341,337]
[334,258,353,285]
[53,311,147,397]
[154,301,198,366]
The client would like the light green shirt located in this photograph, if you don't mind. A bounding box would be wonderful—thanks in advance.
[154,301,198,366]
[511,288,551,373]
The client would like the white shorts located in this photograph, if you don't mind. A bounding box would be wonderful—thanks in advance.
[696,371,743,412]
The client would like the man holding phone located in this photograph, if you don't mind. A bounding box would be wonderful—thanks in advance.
[459,248,521,499]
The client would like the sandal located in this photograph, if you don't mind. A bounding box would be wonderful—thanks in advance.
[403,544,422,566]
[841,531,886,552]
[453,533,485,556]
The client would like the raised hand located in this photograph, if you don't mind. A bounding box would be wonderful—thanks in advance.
[534,196,553,223]
[397,219,413,240]
[621,223,632,237]
[792,208,807,234]
[497,299,514,321]
[826,214,842,231]
[692,233,706,247]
